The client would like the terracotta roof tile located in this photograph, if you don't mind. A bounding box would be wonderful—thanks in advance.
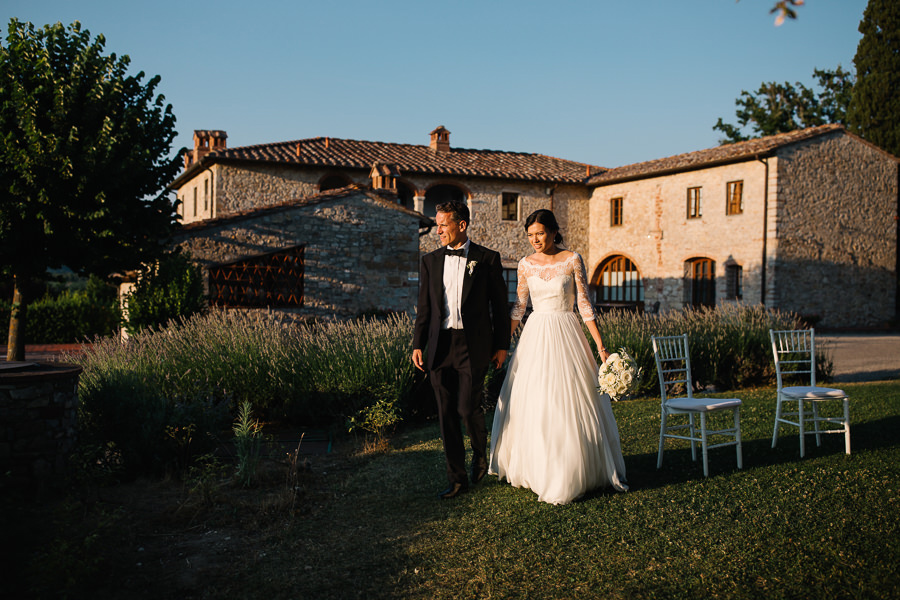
[586,124,846,186]
[183,135,601,184]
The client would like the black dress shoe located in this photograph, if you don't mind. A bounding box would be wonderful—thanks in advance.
[438,483,468,499]
[471,460,488,484]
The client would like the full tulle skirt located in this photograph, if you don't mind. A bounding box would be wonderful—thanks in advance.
[489,311,628,505]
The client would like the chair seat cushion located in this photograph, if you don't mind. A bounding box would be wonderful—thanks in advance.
[666,397,742,412]
[781,385,847,399]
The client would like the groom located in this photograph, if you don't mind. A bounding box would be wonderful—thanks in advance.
[413,200,510,499]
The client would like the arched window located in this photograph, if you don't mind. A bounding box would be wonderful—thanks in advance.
[684,257,715,308]
[319,174,352,192]
[424,184,466,217]
[592,256,644,310]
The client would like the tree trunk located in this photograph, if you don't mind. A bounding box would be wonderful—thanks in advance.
[6,278,27,361]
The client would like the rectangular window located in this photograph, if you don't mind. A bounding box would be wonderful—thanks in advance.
[726,181,743,215]
[193,187,198,217]
[204,179,209,212]
[687,187,702,219]
[501,192,519,221]
[610,197,623,226]
[726,263,743,300]
[502,268,518,305]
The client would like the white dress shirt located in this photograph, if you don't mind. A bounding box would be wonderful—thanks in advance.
[441,240,470,330]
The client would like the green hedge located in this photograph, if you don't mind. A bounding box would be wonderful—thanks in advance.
[0,279,120,344]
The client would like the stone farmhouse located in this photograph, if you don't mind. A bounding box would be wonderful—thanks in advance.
[170,124,898,328]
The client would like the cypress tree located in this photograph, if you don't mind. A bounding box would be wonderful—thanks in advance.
[847,0,900,157]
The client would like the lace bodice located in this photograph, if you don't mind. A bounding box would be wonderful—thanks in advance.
[511,252,596,322]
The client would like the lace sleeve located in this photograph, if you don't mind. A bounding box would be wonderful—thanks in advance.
[573,253,597,322]
[510,259,530,321]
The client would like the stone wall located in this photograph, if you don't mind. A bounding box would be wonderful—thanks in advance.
[179,161,591,271]
[588,160,769,311]
[771,132,898,327]
[415,178,590,268]
[0,363,82,493]
[174,191,423,319]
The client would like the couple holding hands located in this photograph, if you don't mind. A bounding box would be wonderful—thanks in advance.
[413,201,627,505]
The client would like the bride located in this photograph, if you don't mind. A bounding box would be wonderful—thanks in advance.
[489,209,628,505]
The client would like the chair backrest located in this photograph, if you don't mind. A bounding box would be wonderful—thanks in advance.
[652,334,694,405]
[769,328,817,388]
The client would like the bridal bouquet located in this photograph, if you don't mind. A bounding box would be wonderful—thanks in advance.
[598,348,641,401]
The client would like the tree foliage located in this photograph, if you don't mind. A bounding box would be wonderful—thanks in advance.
[713,66,855,144]
[124,251,206,336]
[0,19,182,358]
[847,0,900,158]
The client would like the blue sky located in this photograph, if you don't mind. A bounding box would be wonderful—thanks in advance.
[5,0,868,168]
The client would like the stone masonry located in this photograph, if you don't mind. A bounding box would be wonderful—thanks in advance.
[173,189,426,319]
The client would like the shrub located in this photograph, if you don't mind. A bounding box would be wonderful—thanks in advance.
[124,251,205,336]
[0,275,120,343]
[72,310,416,476]
[590,304,832,396]
[71,304,831,477]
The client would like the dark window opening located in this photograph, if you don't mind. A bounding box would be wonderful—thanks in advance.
[684,257,715,308]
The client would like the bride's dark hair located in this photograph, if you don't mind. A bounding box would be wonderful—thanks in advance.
[524,209,563,245]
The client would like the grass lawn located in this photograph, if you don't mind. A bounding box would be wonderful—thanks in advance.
[247,381,900,599]
[7,381,900,599]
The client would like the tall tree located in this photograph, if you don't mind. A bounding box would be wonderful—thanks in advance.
[713,66,855,144]
[0,19,181,360]
[847,0,900,157]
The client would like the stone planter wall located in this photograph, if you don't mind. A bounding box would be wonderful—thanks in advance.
[0,362,82,493]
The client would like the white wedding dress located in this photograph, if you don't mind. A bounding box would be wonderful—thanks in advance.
[489,252,628,505]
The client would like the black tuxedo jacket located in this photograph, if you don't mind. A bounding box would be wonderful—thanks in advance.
[413,243,511,371]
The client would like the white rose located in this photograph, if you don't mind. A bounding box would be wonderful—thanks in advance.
[622,371,633,385]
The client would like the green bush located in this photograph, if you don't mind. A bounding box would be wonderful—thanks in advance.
[73,310,416,475]
[72,304,832,477]
[76,367,228,477]
[0,275,120,343]
[124,251,206,336]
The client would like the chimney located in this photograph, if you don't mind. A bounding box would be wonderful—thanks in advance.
[429,126,451,153]
[185,130,227,170]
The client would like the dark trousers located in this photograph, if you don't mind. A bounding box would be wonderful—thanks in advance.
[429,329,488,485]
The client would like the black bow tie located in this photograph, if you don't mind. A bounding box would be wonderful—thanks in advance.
[445,248,466,257]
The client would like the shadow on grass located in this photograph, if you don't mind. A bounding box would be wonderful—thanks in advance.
[612,414,900,492]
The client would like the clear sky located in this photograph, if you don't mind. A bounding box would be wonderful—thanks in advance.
[4,0,868,169]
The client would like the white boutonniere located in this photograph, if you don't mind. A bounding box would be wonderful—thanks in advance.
[467,261,477,276]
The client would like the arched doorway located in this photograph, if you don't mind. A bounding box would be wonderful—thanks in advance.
[396,180,416,210]
[591,255,644,312]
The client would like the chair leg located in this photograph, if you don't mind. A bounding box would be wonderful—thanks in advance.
[798,398,806,458]
[657,412,667,469]
[700,412,709,478]
[772,395,782,449]
[843,398,851,455]
[689,414,698,462]
[812,402,822,447]
[735,407,743,470]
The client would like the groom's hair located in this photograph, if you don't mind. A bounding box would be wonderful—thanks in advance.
[436,200,469,226]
